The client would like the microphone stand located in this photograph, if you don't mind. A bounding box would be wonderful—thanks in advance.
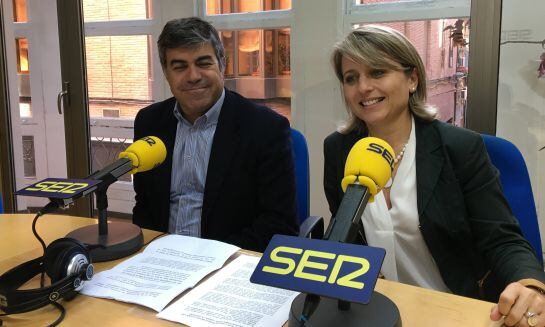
[289,183,401,326]
[66,159,143,262]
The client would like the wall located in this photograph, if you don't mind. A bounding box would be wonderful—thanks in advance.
[291,0,344,224]
[496,0,545,252]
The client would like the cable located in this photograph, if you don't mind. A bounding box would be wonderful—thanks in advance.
[32,202,59,286]
[48,302,65,327]
[299,293,321,326]
[31,211,47,287]
[33,202,65,326]
[0,302,66,327]
[0,201,65,326]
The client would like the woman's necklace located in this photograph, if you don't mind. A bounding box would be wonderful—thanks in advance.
[393,142,408,164]
[383,140,409,190]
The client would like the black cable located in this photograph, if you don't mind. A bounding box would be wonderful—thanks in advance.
[32,201,59,287]
[35,202,65,326]
[299,293,321,326]
[47,302,65,327]
[0,303,66,326]
[33,202,65,326]
[31,211,47,287]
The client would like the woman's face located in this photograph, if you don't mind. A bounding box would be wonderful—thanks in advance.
[341,56,418,129]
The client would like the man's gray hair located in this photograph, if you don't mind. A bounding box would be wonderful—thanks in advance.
[158,17,225,72]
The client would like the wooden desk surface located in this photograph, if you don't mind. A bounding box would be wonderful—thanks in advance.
[0,214,501,327]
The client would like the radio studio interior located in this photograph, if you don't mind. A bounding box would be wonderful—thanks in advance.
[1,0,545,326]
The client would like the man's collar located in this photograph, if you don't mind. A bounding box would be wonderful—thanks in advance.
[173,88,225,125]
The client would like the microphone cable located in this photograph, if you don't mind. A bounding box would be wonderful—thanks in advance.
[35,201,66,326]
[299,293,321,326]
[0,302,65,327]
[0,201,66,326]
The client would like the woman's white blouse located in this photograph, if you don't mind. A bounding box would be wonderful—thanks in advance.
[361,116,450,292]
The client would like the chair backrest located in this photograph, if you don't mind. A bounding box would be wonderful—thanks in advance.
[290,128,310,224]
[0,193,3,214]
[482,134,543,264]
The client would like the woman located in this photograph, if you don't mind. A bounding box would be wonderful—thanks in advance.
[324,25,545,327]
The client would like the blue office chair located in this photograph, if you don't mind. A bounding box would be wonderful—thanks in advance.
[290,128,323,239]
[0,194,3,214]
[482,134,543,264]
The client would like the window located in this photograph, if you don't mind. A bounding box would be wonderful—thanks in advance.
[91,138,133,182]
[83,0,152,22]
[80,1,159,214]
[276,29,290,75]
[12,0,28,23]
[206,0,291,15]
[206,0,293,120]
[357,0,418,4]
[219,28,291,120]
[15,38,28,73]
[237,30,260,76]
[85,35,153,119]
[15,38,31,118]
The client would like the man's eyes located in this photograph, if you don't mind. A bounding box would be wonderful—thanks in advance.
[172,64,186,70]
[197,61,214,67]
[171,62,213,70]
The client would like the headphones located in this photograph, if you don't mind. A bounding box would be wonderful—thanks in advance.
[0,238,94,315]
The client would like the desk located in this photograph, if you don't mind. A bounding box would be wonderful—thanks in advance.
[0,214,501,327]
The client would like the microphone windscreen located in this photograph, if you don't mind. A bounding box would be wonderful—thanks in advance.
[119,136,167,174]
[343,137,394,193]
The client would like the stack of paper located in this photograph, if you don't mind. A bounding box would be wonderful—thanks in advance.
[81,234,240,312]
[158,255,299,327]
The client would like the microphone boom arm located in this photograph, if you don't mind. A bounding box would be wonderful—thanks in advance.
[324,183,371,243]
[86,158,133,236]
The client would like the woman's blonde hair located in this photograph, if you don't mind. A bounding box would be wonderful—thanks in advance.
[332,25,437,134]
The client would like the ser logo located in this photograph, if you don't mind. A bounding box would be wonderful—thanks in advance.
[250,235,385,304]
[367,143,394,169]
[262,246,369,289]
[24,181,89,194]
[142,136,156,146]
[250,235,386,304]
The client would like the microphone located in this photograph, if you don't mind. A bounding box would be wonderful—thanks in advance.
[252,137,402,327]
[65,136,166,262]
[300,137,395,323]
[88,136,167,183]
[16,136,167,210]
[15,136,166,262]
[325,137,394,243]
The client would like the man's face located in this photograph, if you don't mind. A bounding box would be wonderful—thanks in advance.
[163,43,224,123]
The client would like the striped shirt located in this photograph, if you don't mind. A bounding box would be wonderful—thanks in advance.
[168,89,225,236]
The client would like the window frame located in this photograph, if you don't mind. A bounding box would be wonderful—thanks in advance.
[345,0,470,29]
[81,0,163,214]
[199,0,292,30]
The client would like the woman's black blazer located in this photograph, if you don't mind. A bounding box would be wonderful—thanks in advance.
[324,117,545,301]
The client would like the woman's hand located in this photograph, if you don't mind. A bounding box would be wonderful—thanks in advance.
[491,282,545,326]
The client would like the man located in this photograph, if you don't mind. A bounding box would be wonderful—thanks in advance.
[132,17,299,252]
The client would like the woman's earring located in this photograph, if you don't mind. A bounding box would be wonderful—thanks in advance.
[410,87,416,93]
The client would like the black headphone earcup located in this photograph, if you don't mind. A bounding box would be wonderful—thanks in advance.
[44,238,89,282]
[0,238,92,314]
